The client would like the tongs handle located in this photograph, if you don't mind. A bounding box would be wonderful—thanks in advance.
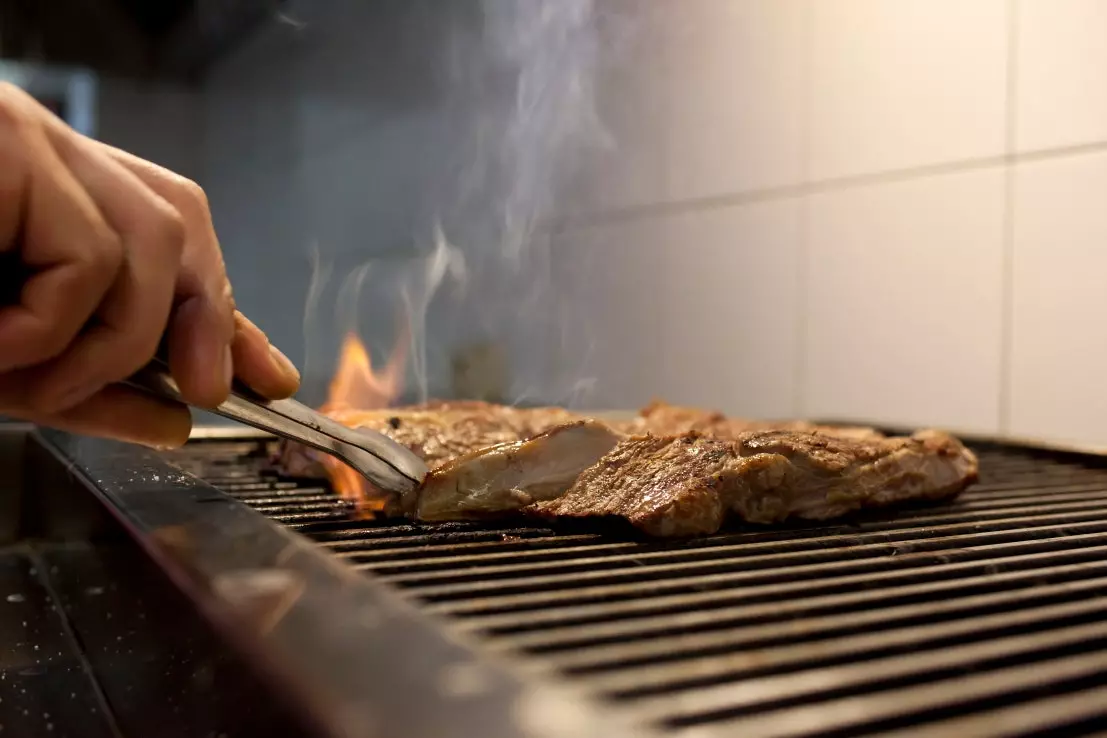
[125,358,428,495]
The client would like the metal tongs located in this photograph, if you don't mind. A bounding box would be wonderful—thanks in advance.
[125,358,429,497]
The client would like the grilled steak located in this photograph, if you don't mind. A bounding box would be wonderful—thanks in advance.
[527,428,977,537]
[631,400,884,441]
[274,401,583,477]
[275,399,880,477]
[273,398,973,538]
[413,420,623,520]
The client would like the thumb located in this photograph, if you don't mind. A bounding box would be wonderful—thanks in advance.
[231,311,301,399]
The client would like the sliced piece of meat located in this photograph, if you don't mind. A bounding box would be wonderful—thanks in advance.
[413,420,624,520]
[528,427,978,537]
[273,401,584,477]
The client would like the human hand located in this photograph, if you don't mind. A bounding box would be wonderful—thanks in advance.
[0,83,300,448]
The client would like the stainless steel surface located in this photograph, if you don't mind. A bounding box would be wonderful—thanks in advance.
[1,425,309,738]
[125,360,429,496]
[36,428,643,738]
[171,436,1107,737]
[0,547,121,738]
[18,418,1107,737]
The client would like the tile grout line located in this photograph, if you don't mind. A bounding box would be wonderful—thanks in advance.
[551,139,1107,236]
[998,0,1020,436]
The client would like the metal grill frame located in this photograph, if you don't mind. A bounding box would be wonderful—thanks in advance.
[31,423,1107,738]
[31,426,645,738]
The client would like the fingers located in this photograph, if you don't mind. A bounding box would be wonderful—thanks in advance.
[0,106,123,374]
[27,130,185,412]
[0,370,191,448]
[0,86,299,452]
[0,84,191,447]
[231,311,301,399]
[36,385,192,449]
[101,143,301,402]
[99,144,237,407]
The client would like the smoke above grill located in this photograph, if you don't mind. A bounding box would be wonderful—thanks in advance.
[301,0,603,408]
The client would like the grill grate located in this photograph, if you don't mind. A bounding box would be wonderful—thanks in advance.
[167,440,1107,737]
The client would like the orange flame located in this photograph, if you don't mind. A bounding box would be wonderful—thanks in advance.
[320,328,408,511]
[321,331,407,414]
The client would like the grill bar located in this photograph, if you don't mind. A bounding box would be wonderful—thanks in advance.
[676,642,1107,738]
[585,582,1107,705]
[391,526,1107,602]
[357,508,1107,576]
[375,516,1107,585]
[322,489,1107,564]
[877,684,1107,738]
[169,437,1107,737]
[498,558,1107,660]
[444,543,1107,630]
[417,533,1107,614]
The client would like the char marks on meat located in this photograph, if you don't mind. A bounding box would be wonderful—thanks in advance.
[531,428,977,537]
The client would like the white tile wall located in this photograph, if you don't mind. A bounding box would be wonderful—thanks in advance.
[557,1,670,216]
[549,219,669,409]
[809,0,1007,180]
[1009,153,1107,445]
[804,170,1005,432]
[657,199,802,418]
[662,0,806,200]
[190,0,1107,443]
[1017,0,1107,152]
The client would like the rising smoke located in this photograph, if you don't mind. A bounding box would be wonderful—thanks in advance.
[304,0,606,406]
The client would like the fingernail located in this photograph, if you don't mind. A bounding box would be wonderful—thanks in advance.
[268,343,300,383]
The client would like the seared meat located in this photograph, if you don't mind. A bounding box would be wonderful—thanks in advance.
[274,401,583,477]
[528,428,977,537]
[275,399,882,478]
[274,398,973,538]
[631,400,884,442]
[630,400,727,434]
[413,420,623,520]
